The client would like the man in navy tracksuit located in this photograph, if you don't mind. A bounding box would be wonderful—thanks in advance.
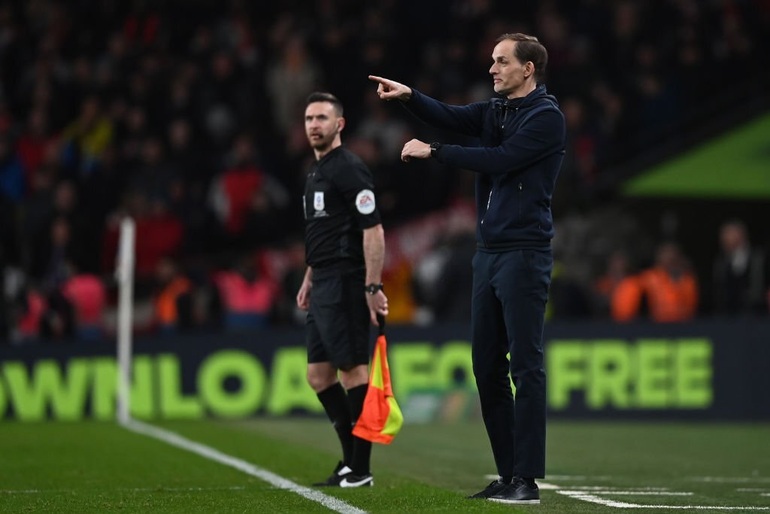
[370,33,565,504]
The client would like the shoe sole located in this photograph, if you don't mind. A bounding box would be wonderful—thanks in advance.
[312,476,349,487]
[340,478,374,488]
[313,465,353,487]
[488,498,540,505]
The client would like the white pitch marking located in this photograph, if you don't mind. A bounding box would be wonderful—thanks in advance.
[547,474,613,481]
[125,486,247,492]
[691,477,770,484]
[580,491,693,496]
[121,418,366,514]
[496,475,770,510]
[0,490,63,494]
[552,486,671,492]
[558,490,770,510]
[485,473,615,481]
[0,486,247,494]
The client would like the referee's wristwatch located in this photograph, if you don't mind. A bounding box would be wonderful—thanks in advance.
[365,283,384,295]
[429,142,441,158]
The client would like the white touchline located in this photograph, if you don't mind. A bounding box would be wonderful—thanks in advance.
[557,490,770,510]
[546,475,614,481]
[692,477,770,484]
[546,486,672,492]
[120,418,367,514]
[574,492,693,496]
[0,486,247,494]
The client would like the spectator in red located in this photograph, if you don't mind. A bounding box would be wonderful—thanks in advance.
[213,253,279,331]
[208,134,265,240]
[123,3,160,46]
[15,107,56,191]
[101,191,184,281]
[14,286,47,344]
[60,261,107,342]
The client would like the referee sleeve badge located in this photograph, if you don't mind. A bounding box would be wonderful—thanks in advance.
[355,189,376,214]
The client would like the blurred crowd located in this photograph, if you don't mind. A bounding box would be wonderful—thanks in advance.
[1,0,769,344]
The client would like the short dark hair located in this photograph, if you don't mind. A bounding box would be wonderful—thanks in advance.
[496,33,548,82]
[306,92,343,117]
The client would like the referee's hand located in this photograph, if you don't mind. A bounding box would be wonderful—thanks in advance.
[369,75,412,102]
[296,282,311,311]
[366,291,389,326]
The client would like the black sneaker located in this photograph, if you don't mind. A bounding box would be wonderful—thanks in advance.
[312,461,352,487]
[339,473,374,488]
[488,477,540,504]
[467,478,510,499]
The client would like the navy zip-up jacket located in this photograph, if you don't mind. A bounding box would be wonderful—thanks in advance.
[405,84,566,250]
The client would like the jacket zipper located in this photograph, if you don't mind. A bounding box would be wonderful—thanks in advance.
[482,189,493,225]
[479,188,492,247]
[480,103,517,245]
[481,103,506,228]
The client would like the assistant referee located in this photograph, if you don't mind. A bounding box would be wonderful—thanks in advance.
[296,92,389,489]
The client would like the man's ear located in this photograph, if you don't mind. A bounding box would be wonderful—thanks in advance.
[524,61,534,78]
[337,116,346,132]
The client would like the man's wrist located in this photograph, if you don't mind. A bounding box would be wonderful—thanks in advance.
[365,283,384,295]
[430,142,441,158]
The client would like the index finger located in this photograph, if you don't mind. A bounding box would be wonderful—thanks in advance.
[368,75,388,84]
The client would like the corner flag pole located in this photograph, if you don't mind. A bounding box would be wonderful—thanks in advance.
[116,217,136,425]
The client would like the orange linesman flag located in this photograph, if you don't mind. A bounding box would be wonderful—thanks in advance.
[352,316,404,444]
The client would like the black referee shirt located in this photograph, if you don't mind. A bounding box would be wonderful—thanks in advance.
[303,146,381,269]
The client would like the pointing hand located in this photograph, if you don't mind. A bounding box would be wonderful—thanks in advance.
[368,75,412,102]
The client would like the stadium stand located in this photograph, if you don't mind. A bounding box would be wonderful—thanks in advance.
[0,0,768,342]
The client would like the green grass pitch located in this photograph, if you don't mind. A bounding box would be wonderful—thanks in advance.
[1,418,768,513]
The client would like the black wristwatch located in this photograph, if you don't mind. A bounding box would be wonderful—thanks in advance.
[430,141,441,158]
[365,283,384,295]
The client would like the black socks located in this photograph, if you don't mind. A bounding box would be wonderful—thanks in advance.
[317,382,353,465]
[347,383,372,476]
[502,476,536,487]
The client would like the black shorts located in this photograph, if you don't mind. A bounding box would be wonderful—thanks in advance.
[307,266,371,369]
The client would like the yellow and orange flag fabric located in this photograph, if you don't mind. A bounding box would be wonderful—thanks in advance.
[352,317,403,444]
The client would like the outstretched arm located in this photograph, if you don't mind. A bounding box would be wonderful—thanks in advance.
[369,75,484,136]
